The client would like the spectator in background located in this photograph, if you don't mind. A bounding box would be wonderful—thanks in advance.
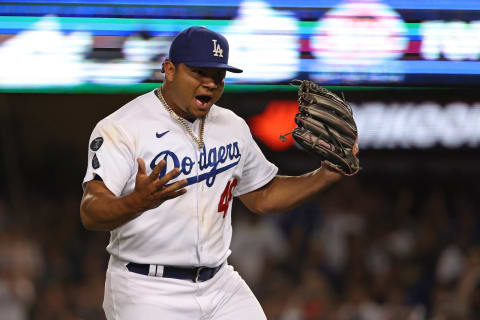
[0,225,43,320]
[230,204,287,287]
[0,170,479,319]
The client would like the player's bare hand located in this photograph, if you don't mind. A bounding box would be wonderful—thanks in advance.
[131,158,187,211]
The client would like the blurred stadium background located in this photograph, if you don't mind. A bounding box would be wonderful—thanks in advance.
[0,0,479,319]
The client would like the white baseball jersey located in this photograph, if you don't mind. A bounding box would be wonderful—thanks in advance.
[83,90,278,268]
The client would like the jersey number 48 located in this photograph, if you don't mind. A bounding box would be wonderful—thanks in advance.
[217,178,238,218]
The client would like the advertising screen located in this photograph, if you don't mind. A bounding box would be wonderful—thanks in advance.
[1,0,480,92]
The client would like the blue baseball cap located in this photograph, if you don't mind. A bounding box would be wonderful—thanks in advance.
[168,26,243,73]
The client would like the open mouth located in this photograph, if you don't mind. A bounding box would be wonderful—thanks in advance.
[196,95,212,104]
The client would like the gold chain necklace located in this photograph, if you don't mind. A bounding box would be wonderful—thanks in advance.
[155,87,205,150]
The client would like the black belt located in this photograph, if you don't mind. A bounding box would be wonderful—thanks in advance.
[126,262,223,283]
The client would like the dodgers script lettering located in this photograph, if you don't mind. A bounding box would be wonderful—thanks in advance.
[150,142,241,187]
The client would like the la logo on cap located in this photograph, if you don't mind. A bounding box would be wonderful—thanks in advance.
[167,26,242,73]
[212,39,223,57]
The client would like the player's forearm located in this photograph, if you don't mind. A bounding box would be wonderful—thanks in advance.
[240,167,342,215]
[80,186,142,231]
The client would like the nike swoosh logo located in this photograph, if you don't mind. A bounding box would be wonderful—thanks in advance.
[156,130,169,138]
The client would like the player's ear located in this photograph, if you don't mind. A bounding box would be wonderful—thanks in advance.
[163,61,176,82]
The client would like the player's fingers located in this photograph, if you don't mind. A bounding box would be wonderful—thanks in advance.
[137,158,146,175]
[160,188,187,201]
[156,167,181,187]
[158,179,188,196]
[149,160,166,181]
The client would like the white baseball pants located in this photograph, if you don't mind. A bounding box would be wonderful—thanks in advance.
[103,256,267,320]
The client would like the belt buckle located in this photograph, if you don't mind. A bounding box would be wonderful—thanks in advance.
[194,267,206,283]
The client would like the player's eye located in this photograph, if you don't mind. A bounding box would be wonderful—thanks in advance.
[193,69,205,76]
[216,71,226,81]
[214,73,225,84]
[217,71,226,80]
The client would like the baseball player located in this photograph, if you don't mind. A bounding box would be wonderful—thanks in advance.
[80,26,344,320]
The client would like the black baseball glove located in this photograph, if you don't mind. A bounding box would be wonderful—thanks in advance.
[281,80,360,176]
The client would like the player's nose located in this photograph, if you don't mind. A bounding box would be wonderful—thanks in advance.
[201,76,218,90]
[202,69,224,89]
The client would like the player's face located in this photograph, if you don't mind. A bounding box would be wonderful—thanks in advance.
[167,63,226,121]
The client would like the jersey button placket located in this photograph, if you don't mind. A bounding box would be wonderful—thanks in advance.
[194,135,203,265]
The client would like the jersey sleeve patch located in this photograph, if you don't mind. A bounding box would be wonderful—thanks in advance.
[90,137,104,151]
[92,154,100,169]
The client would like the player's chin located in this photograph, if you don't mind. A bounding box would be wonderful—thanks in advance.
[187,106,209,119]
[192,101,213,117]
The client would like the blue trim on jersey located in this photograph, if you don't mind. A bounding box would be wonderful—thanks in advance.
[184,159,240,187]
